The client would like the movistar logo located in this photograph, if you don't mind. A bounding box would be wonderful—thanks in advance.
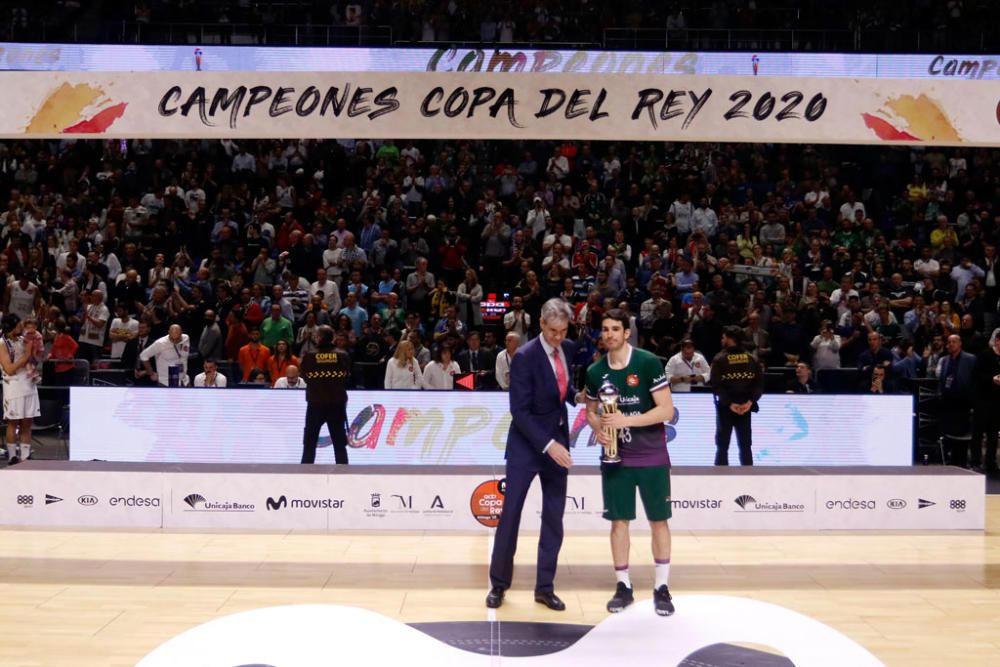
[267,496,287,511]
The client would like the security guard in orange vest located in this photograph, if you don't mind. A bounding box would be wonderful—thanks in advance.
[300,325,352,464]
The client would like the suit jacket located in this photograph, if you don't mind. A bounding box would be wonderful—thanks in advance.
[457,347,496,374]
[505,336,576,468]
[121,335,155,379]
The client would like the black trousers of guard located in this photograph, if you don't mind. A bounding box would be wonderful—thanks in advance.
[302,402,349,464]
[715,405,754,466]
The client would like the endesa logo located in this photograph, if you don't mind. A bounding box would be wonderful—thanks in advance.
[110,496,160,507]
[825,498,876,511]
[470,479,505,527]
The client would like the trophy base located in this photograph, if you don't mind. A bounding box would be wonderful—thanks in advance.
[600,455,623,465]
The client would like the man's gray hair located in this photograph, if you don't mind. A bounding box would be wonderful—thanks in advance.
[540,298,572,324]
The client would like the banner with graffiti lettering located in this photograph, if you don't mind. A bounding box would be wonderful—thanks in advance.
[2,70,997,145]
[68,387,912,466]
[6,43,1000,84]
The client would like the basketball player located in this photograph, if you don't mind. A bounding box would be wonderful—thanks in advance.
[585,309,676,616]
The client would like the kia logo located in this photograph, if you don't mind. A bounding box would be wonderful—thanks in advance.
[77,495,98,506]
[887,499,906,510]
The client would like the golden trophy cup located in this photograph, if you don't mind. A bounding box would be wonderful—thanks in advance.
[598,380,622,464]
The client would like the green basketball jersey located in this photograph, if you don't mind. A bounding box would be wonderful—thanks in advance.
[585,346,671,467]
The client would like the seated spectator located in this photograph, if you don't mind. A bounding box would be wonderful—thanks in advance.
[194,359,227,388]
[786,361,819,394]
[422,344,460,390]
[384,340,423,390]
[273,365,306,389]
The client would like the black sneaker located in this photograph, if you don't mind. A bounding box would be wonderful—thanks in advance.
[606,582,634,613]
[7,456,19,467]
[653,585,674,616]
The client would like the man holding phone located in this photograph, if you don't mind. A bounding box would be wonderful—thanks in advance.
[664,338,710,392]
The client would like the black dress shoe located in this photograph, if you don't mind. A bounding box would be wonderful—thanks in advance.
[486,586,505,608]
[534,591,565,611]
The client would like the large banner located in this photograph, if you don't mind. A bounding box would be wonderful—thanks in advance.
[0,466,984,531]
[2,43,1000,82]
[69,387,913,466]
[3,70,995,145]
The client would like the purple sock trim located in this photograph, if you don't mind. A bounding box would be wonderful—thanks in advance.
[654,558,671,565]
[614,565,629,571]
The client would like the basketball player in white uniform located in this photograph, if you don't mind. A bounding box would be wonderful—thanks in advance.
[0,314,41,464]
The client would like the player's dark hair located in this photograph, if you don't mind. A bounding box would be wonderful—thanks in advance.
[1,313,20,335]
[601,308,630,332]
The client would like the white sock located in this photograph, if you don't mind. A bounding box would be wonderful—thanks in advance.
[655,559,671,589]
[6,446,16,460]
[18,443,30,461]
[615,566,631,589]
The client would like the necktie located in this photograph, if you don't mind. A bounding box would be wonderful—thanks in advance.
[552,347,567,400]
[472,351,478,370]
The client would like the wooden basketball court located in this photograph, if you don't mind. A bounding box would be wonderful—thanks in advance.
[0,495,996,666]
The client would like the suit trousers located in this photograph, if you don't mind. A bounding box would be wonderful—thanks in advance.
[715,406,754,466]
[302,402,349,464]
[489,459,567,594]
[971,401,999,471]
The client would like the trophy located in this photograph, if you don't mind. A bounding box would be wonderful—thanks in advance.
[598,380,622,464]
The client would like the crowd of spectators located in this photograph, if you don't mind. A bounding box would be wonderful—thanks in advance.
[5,1,1000,50]
[1,133,1000,466]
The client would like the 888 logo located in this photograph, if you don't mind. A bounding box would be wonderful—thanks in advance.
[949,499,966,512]
[17,494,34,506]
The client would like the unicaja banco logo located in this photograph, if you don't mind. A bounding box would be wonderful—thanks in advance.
[184,493,206,509]
[734,494,755,509]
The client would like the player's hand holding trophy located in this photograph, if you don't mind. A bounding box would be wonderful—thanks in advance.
[598,380,622,464]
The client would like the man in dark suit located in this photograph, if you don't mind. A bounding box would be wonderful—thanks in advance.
[938,334,977,467]
[487,299,578,611]
[120,320,156,386]
[457,330,495,387]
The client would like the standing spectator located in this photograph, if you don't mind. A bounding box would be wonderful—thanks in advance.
[198,309,224,362]
[455,269,484,332]
[937,334,977,467]
[78,290,110,362]
[503,295,531,338]
[857,331,894,389]
[494,331,521,390]
[108,302,138,360]
[810,321,842,371]
[268,340,299,386]
[140,324,191,387]
[260,303,294,350]
[664,339,710,392]
[972,335,1000,477]
[405,257,435,317]
[238,328,272,382]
